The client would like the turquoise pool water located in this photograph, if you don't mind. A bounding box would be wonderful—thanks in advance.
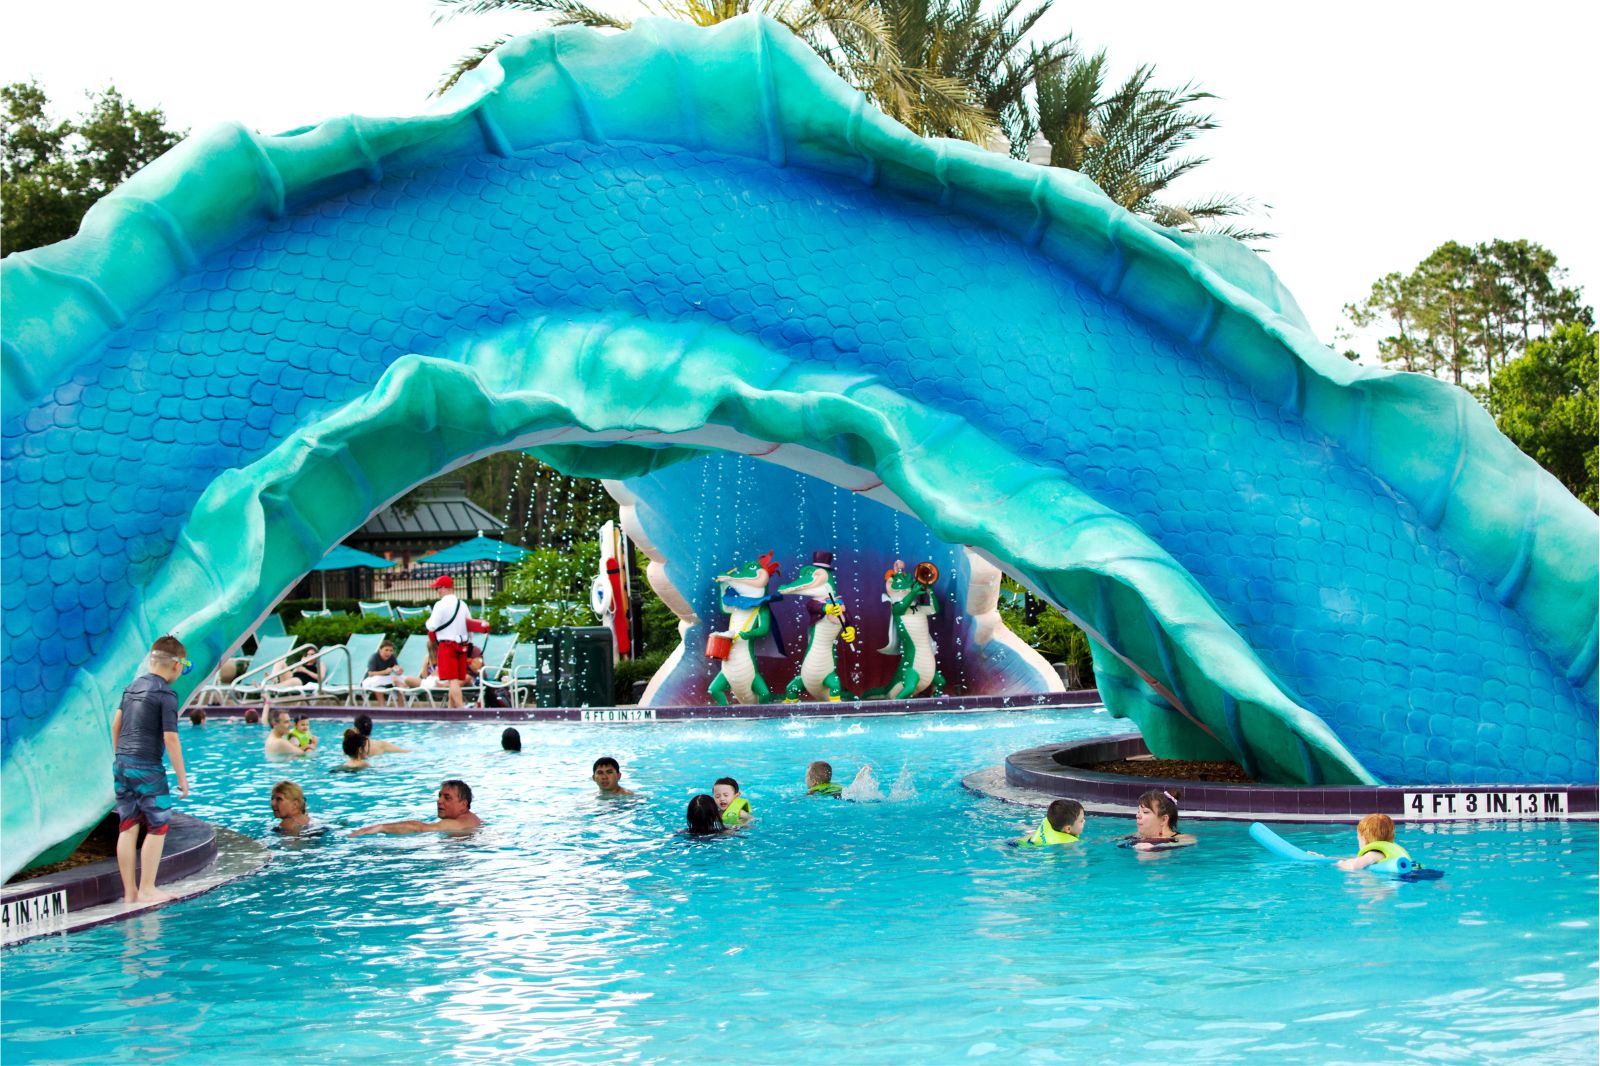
[3,708,1596,1064]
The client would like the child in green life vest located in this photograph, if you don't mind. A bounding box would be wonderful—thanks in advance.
[1336,813,1411,871]
[1016,799,1085,847]
[713,777,752,826]
[806,760,844,797]
[288,714,318,753]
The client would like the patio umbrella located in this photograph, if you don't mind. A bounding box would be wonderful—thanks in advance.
[311,544,397,610]
[416,532,530,609]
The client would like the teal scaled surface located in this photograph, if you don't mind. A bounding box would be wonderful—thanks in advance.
[1,16,1596,876]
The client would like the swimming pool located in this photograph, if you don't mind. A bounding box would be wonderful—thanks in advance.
[3,707,1596,1064]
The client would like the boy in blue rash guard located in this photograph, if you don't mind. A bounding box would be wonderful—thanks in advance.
[110,635,192,904]
[1015,799,1085,847]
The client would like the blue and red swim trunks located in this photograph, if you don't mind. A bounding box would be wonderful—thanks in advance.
[113,757,173,834]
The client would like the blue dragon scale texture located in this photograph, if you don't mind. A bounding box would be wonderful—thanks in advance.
[2,17,1595,876]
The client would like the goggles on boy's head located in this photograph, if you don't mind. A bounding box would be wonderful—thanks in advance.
[155,652,193,675]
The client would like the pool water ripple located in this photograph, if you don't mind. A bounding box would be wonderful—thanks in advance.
[1,708,1595,1064]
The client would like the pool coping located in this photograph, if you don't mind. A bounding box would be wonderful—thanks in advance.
[970,733,1600,824]
[2,817,270,948]
[190,689,1101,722]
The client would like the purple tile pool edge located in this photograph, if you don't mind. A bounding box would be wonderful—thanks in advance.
[1005,734,1600,823]
[191,690,1101,723]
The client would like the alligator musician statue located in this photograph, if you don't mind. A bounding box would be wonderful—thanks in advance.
[864,560,945,700]
[779,550,857,702]
[706,551,786,705]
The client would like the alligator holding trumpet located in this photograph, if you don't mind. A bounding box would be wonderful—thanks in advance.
[705,550,942,705]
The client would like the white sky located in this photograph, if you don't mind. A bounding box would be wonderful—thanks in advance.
[3,0,1594,344]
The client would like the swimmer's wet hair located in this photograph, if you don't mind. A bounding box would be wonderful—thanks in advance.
[686,794,723,834]
[592,756,620,773]
[501,727,522,752]
[714,776,739,792]
[244,709,261,724]
[1046,799,1084,831]
[1137,788,1182,831]
[186,709,207,725]
[441,779,473,807]
[271,780,306,814]
[807,760,833,784]
[1357,813,1395,842]
[353,714,373,736]
[342,730,367,758]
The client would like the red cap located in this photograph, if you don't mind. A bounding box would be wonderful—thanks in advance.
[431,575,454,590]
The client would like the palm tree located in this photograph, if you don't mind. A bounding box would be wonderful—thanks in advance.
[433,0,996,144]
[1036,48,1270,242]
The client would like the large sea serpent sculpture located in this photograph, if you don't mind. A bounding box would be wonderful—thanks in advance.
[2,17,1595,877]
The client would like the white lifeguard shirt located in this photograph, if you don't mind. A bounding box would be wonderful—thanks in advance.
[426,593,472,643]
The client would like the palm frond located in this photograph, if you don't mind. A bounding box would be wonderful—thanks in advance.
[435,36,517,95]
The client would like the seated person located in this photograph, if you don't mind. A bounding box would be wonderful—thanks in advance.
[1336,813,1411,871]
[264,710,309,757]
[685,794,726,836]
[351,713,410,755]
[361,640,421,707]
[713,776,752,826]
[350,779,481,835]
[333,729,371,771]
[592,756,634,797]
[186,708,207,726]
[1118,789,1197,850]
[1016,799,1085,847]
[287,713,318,752]
[272,649,323,689]
[271,780,311,834]
[501,727,522,753]
[805,760,844,797]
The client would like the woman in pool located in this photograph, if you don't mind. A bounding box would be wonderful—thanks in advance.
[1118,789,1197,851]
[332,730,371,772]
[685,794,726,835]
[271,781,311,834]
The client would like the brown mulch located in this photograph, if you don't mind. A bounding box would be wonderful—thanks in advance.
[1085,757,1255,784]
[5,832,116,883]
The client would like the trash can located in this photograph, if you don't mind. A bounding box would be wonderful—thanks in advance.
[558,626,616,708]
[533,628,561,709]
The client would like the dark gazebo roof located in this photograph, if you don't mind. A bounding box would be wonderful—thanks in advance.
[349,478,507,546]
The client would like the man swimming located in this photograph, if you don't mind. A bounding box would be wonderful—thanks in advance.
[350,779,482,835]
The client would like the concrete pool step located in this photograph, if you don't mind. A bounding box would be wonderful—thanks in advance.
[966,734,1600,823]
[2,817,269,948]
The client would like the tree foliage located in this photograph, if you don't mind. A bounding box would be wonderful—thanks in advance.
[1488,323,1597,509]
[2,81,185,255]
[434,0,1261,237]
[1035,48,1266,241]
[1341,239,1591,390]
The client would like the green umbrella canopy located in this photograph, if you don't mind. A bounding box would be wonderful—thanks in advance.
[416,533,530,566]
[312,544,399,571]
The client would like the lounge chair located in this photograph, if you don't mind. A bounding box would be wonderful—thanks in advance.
[359,601,396,620]
[228,635,311,705]
[481,640,540,707]
[395,605,429,621]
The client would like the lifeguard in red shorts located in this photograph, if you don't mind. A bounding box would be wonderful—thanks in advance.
[425,575,476,708]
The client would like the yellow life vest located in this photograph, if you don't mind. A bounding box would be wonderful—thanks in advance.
[1357,839,1411,862]
[1019,817,1080,848]
[722,796,752,825]
[287,727,312,748]
[808,782,843,797]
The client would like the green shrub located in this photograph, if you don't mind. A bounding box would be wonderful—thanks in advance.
[614,649,669,704]
[289,615,425,649]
